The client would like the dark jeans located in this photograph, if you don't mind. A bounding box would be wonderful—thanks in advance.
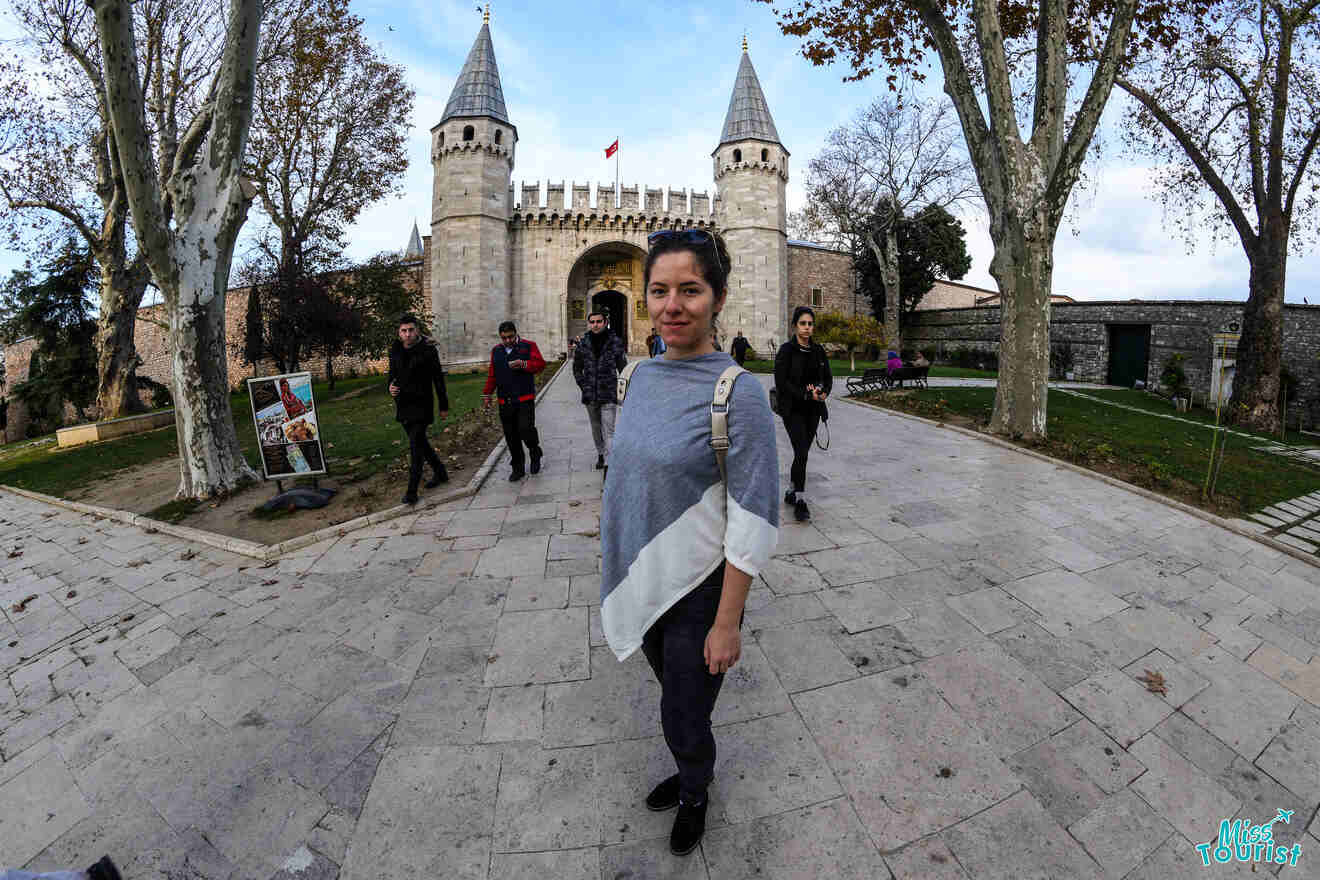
[499,401,542,474]
[641,563,731,803]
[403,421,445,493]
[782,408,820,494]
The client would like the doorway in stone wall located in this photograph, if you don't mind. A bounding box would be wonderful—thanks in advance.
[591,290,627,350]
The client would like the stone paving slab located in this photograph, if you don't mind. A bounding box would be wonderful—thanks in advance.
[5,369,1320,878]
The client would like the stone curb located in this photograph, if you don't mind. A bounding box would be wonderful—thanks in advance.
[0,362,570,561]
[840,394,1320,572]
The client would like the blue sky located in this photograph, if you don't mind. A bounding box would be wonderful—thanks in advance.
[2,0,1316,304]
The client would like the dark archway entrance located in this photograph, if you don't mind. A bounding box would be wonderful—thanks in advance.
[592,290,627,350]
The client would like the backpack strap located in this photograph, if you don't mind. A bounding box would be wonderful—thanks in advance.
[616,359,643,404]
[710,365,746,483]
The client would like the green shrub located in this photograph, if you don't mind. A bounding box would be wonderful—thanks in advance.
[1160,354,1189,398]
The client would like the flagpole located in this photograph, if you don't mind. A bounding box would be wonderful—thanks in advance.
[615,135,620,208]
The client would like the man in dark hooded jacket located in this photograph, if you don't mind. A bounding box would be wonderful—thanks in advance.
[573,309,627,472]
[389,314,449,505]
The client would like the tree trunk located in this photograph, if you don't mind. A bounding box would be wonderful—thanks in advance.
[326,355,336,391]
[850,349,856,372]
[988,218,1054,440]
[1229,227,1286,432]
[93,264,150,421]
[167,282,256,499]
[881,225,901,352]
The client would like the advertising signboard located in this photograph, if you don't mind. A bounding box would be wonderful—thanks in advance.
[246,371,327,479]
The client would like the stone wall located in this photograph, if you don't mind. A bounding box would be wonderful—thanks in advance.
[917,279,986,311]
[2,337,35,442]
[905,300,1320,427]
[787,243,858,319]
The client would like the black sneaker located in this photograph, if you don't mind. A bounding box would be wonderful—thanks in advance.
[595,454,605,470]
[645,774,679,811]
[87,857,123,880]
[670,797,708,855]
[509,471,524,482]
[402,492,419,506]
[794,499,810,522]
[424,468,449,489]
[784,488,797,505]
[529,450,543,474]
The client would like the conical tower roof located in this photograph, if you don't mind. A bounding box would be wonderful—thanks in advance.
[404,222,423,259]
[440,20,510,125]
[717,48,781,148]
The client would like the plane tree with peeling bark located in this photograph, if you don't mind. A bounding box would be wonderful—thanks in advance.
[1117,0,1320,432]
[759,0,1204,438]
[89,0,266,499]
[801,97,975,353]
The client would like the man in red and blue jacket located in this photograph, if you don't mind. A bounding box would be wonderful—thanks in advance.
[483,320,546,481]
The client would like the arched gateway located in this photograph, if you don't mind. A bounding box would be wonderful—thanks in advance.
[430,16,800,369]
[566,242,647,354]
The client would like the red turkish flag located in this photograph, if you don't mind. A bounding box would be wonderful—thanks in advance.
[605,139,619,159]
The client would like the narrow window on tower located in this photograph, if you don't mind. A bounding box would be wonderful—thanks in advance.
[732,149,742,163]
[495,129,503,144]
[463,125,474,141]
[811,287,823,307]
[761,149,768,162]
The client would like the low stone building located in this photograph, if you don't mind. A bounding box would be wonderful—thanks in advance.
[905,300,1320,428]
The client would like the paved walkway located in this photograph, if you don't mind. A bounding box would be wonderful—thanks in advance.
[3,366,1320,879]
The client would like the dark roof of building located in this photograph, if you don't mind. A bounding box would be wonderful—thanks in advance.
[717,50,781,148]
[787,239,849,254]
[440,22,510,126]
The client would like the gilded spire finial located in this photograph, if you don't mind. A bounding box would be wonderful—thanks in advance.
[742,32,748,52]
[483,3,490,24]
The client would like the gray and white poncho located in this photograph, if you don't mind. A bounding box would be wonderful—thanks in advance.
[600,352,780,660]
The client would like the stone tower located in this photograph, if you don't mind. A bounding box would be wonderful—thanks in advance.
[713,40,789,350]
[431,8,516,365]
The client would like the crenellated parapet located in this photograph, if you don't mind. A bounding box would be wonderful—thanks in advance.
[509,179,718,229]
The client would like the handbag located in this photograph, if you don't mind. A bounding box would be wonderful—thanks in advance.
[768,387,779,414]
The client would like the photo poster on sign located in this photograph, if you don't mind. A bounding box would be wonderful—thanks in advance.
[246,371,327,479]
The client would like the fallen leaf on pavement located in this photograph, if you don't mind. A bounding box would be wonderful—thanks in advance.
[11,594,38,613]
[1136,669,1167,695]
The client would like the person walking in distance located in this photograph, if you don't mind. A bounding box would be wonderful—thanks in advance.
[388,314,449,505]
[730,330,750,366]
[483,321,546,481]
[573,309,627,475]
[601,228,779,857]
[774,306,832,522]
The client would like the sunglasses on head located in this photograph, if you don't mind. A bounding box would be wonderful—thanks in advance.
[647,228,724,275]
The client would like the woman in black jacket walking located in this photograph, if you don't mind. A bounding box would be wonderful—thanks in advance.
[774,306,832,522]
[388,314,450,505]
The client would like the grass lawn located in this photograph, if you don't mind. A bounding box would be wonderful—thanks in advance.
[0,364,552,502]
[1076,388,1311,446]
[742,357,998,380]
[857,386,1320,515]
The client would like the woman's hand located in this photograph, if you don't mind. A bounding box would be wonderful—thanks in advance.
[704,622,741,675]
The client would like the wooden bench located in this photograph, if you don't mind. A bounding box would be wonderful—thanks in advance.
[883,365,930,389]
[846,368,889,396]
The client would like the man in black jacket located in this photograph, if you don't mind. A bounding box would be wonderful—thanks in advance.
[573,310,627,473]
[389,314,449,505]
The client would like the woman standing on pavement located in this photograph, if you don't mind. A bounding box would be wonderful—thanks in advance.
[600,228,779,857]
[774,306,832,522]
